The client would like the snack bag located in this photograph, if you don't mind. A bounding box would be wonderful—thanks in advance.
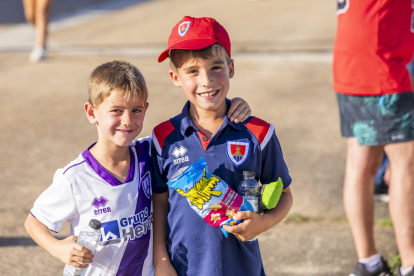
[167,156,253,237]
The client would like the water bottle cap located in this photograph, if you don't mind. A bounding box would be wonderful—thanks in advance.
[242,171,255,177]
[89,219,102,230]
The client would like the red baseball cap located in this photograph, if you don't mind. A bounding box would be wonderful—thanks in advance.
[158,16,231,63]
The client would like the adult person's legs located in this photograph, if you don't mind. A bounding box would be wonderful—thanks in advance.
[344,139,394,275]
[385,141,414,269]
[22,0,35,25]
[34,0,52,50]
[22,0,53,62]
[343,138,384,258]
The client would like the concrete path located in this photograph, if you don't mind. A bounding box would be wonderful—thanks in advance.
[0,0,396,275]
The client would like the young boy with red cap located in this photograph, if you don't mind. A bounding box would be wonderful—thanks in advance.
[152,16,293,276]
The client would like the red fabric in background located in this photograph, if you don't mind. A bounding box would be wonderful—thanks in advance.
[333,0,414,95]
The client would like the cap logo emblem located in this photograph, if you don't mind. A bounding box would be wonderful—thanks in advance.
[178,21,191,37]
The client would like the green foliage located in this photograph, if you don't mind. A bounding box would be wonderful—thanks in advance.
[377,219,393,227]
[389,253,401,275]
[285,214,308,223]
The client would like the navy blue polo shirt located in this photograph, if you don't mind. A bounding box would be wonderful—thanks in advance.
[151,100,291,276]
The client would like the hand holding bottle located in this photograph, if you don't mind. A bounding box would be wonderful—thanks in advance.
[63,219,102,276]
[51,235,94,269]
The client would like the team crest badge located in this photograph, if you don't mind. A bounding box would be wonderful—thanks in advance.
[141,171,151,199]
[178,21,191,37]
[226,141,250,167]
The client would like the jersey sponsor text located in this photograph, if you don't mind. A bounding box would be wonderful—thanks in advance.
[100,207,153,246]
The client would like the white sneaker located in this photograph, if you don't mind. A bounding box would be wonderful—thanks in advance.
[30,47,46,62]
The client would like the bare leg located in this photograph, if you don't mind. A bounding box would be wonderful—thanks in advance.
[385,141,414,268]
[34,0,53,48]
[343,138,384,258]
[22,0,36,25]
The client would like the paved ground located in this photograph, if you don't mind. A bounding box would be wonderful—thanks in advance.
[0,0,397,275]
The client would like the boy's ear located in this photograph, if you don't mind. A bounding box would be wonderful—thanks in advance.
[229,59,235,79]
[84,102,98,125]
[169,69,182,87]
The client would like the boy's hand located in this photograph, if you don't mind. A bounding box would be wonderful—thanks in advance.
[51,235,94,268]
[155,260,178,276]
[224,188,293,241]
[222,211,267,242]
[228,97,252,123]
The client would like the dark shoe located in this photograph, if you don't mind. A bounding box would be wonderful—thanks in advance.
[350,257,393,276]
[374,182,389,203]
[397,267,414,276]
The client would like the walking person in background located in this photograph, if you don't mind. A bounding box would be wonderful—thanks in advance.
[333,0,414,275]
[22,0,53,62]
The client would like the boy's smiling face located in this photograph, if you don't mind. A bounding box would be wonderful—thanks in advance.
[85,92,149,148]
[170,49,234,116]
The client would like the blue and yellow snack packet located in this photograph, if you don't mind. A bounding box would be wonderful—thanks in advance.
[167,157,254,237]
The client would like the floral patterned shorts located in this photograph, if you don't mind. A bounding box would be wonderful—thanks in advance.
[336,91,414,146]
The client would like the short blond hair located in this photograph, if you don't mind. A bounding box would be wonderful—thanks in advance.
[169,43,231,72]
[88,60,148,106]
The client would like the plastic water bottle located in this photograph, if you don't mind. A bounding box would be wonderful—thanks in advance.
[238,171,260,241]
[238,171,260,213]
[63,219,102,276]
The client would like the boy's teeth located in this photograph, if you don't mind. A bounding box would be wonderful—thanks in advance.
[200,91,217,97]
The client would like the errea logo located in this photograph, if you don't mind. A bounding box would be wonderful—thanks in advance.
[172,146,187,158]
[92,196,108,208]
[172,146,189,165]
[91,196,112,216]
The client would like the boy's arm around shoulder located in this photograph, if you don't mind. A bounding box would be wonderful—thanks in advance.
[24,214,94,268]
[228,97,252,123]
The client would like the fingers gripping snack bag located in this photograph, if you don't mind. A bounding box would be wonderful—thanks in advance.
[167,157,254,237]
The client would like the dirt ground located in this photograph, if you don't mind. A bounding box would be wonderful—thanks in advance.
[0,0,397,275]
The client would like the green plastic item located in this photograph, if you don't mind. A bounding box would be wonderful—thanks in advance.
[261,177,283,209]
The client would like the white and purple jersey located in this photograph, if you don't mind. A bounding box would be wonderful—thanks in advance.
[30,138,154,276]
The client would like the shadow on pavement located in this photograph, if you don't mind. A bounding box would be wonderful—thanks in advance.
[0,237,65,247]
[0,0,148,24]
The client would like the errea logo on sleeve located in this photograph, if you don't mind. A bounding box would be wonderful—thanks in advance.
[172,146,189,165]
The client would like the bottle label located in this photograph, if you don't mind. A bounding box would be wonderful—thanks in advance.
[244,196,259,213]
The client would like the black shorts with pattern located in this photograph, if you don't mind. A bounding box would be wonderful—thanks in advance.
[336,91,414,146]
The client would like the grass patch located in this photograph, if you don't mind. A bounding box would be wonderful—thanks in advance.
[332,216,348,223]
[377,219,393,227]
[284,214,309,223]
[389,253,401,275]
